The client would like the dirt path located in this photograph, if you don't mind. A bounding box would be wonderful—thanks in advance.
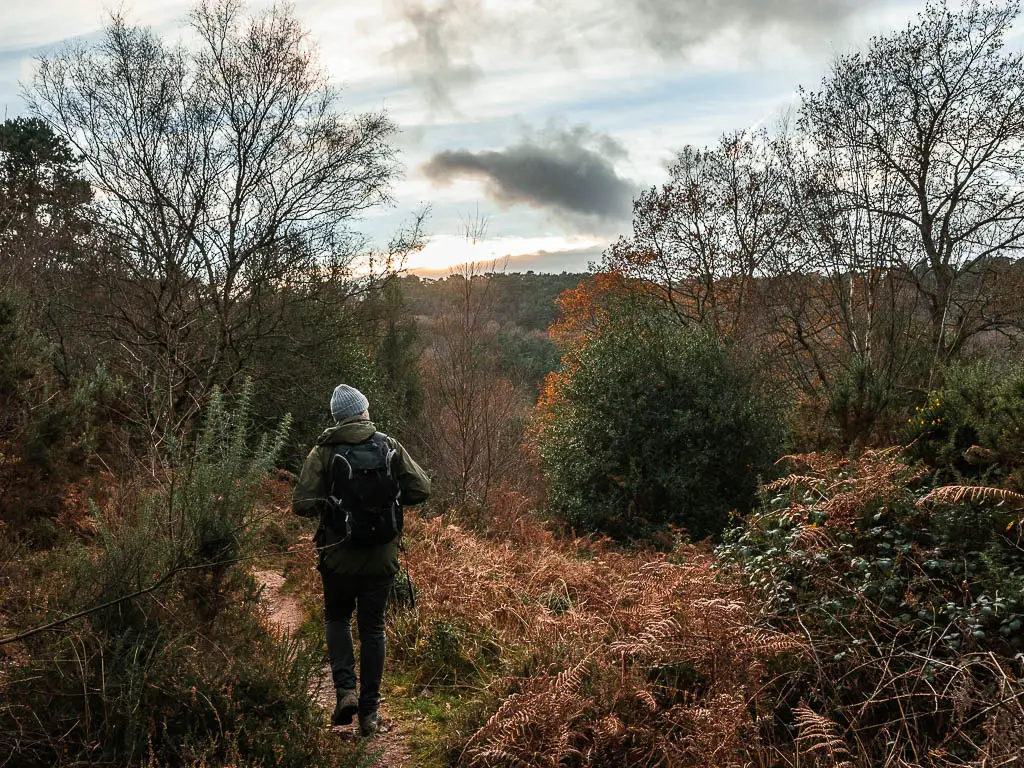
[253,569,414,768]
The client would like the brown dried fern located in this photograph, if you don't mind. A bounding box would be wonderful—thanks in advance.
[763,474,826,492]
[917,485,1024,509]
[794,705,855,768]
[398,512,807,767]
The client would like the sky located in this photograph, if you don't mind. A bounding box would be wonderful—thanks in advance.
[0,0,963,274]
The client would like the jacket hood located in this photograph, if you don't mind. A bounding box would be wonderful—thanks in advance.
[317,419,378,446]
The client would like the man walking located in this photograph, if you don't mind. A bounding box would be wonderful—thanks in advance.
[292,384,431,737]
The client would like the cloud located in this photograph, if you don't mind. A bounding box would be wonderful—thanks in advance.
[386,0,486,112]
[422,125,637,226]
[386,0,883,109]
[628,0,868,56]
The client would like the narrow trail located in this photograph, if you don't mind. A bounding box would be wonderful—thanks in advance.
[253,569,415,768]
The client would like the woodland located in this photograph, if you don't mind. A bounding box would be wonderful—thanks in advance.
[1,0,1024,766]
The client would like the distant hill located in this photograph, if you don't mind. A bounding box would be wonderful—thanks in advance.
[397,272,588,331]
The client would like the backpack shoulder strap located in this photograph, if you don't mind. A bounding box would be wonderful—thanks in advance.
[329,446,353,499]
[370,432,398,476]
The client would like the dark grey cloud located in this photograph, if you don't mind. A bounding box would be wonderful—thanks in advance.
[388,0,884,109]
[422,125,637,225]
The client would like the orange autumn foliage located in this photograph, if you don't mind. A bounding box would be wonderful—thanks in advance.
[548,272,633,350]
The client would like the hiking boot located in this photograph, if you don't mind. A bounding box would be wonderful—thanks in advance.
[332,690,358,726]
[359,711,383,738]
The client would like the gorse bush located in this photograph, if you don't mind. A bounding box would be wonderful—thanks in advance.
[537,322,782,541]
[826,354,903,448]
[907,360,1024,489]
[2,585,341,767]
[0,291,126,538]
[0,387,360,767]
[173,385,291,619]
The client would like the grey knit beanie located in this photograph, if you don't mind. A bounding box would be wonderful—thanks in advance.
[330,384,369,423]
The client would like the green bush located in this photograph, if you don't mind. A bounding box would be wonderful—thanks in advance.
[718,456,1024,655]
[537,324,782,541]
[0,388,366,767]
[492,327,560,387]
[0,291,127,534]
[826,354,901,447]
[22,364,123,473]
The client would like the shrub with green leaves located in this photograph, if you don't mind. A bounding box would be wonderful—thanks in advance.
[0,386,365,767]
[537,324,782,541]
[718,452,1024,654]
[907,361,1024,489]
[717,451,1024,762]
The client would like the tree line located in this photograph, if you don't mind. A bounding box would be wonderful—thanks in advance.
[601,0,1024,446]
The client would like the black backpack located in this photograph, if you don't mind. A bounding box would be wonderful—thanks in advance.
[326,433,403,547]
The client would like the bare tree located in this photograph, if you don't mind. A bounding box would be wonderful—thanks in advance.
[417,217,523,511]
[799,0,1024,366]
[588,0,1024,445]
[601,129,794,336]
[769,118,923,421]
[28,0,400,436]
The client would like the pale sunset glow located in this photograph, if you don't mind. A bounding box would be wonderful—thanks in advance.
[404,234,608,276]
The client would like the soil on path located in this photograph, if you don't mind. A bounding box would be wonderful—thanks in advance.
[253,569,414,768]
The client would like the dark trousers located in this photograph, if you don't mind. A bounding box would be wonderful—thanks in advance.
[321,572,394,716]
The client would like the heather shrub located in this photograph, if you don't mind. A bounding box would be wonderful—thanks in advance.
[537,323,781,541]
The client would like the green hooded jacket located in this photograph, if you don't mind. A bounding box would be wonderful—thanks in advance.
[291,419,431,576]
